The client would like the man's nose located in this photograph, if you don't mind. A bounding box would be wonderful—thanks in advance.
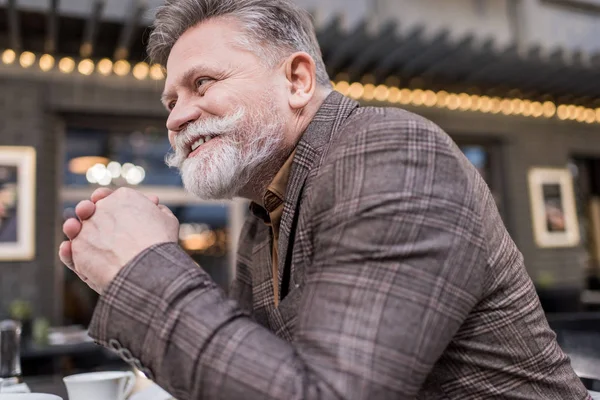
[166,101,201,132]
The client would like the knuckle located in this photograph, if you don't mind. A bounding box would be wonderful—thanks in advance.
[116,187,133,197]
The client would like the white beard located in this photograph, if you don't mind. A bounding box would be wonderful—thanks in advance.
[165,103,286,200]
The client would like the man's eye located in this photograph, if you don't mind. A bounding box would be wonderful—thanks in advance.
[168,101,176,110]
[195,78,212,89]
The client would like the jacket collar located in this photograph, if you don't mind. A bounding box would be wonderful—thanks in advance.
[275,91,359,293]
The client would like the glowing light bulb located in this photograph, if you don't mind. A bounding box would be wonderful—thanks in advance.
[374,85,390,102]
[2,49,16,64]
[58,57,75,73]
[133,62,150,80]
[78,59,95,75]
[97,58,113,76]
[113,60,131,77]
[149,64,165,80]
[39,54,55,71]
[398,89,412,105]
[335,81,350,96]
[362,84,376,101]
[348,82,364,100]
[19,51,35,68]
[423,90,436,107]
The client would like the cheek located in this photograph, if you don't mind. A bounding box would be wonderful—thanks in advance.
[204,80,265,115]
[202,87,242,116]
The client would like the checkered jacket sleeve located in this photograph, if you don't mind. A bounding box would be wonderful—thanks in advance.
[88,112,538,399]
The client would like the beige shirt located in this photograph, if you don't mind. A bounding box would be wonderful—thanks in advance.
[262,149,296,307]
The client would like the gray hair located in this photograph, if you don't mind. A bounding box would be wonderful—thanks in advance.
[148,0,331,87]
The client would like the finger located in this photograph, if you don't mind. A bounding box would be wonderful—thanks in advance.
[147,195,160,205]
[61,241,92,284]
[85,281,101,295]
[93,187,158,205]
[63,218,82,240]
[75,200,96,221]
[90,188,114,203]
[59,241,74,268]
[158,204,175,217]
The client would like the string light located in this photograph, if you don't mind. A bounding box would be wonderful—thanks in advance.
[458,93,472,111]
[0,47,598,125]
[19,51,35,68]
[424,90,436,107]
[436,91,449,108]
[78,59,95,75]
[399,89,412,105]
[113,60,131,77]
[335,81,350,96]
[149,64,165,80]
[58,57,75,73]
[531,102,544,118]
[576,106,586,122]
[97,58,113,76]
[522,100,532,117]
[362,83,376,101]
[470,95,481,112]
[348,82,364,100]
[411,89,425,106]
[585,109,596,124]
[39,54,55,71]
[479,96,492,113]
[337,81,600,123]
[2,49,15,64]
[388,87,400,103]
[557,105,569,120]
[566,105,577,120]
[133,62,150,80]
[374,85,390,102]
[511,99,524,115]
[447,93,460,110]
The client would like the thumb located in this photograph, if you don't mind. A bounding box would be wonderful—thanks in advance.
[157,204,175,217]
[147,195,160,205]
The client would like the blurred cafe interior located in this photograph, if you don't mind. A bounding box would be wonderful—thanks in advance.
[1,0,600,395]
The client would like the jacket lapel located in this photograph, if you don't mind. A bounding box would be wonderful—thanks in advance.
[276,91,360,298]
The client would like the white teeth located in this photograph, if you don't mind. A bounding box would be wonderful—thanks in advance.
[190,136,215,152]
[191,137,205,151]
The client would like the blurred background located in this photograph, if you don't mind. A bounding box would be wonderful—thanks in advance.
[0,0,600,387]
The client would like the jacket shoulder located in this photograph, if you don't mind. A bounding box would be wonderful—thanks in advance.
[331,106,454,152]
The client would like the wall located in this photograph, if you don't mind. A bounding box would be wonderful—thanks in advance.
[0,68,165,324]
[395,102,597,292]
[0,78,63,323]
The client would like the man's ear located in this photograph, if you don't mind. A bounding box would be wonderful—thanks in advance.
[284,52,317,110]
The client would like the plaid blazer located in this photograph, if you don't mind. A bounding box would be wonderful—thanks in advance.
[89,91,590,399]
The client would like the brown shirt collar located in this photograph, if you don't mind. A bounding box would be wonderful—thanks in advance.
[263,148,296,216]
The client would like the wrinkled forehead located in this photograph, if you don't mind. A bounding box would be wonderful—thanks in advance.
[165,17,247,74]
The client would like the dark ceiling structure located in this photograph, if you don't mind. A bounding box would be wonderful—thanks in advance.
[0,4,599,108]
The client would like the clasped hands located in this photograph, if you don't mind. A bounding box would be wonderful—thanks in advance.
[58,187,180,294]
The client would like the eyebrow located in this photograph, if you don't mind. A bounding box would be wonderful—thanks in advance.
[160,64,221,106]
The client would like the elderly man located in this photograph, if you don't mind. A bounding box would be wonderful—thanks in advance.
[59,0,590,399]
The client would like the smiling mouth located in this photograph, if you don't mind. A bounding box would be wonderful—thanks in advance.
[187,135,218,155]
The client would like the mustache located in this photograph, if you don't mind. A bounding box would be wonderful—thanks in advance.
[174,108,245,151]
[165,108,245,168]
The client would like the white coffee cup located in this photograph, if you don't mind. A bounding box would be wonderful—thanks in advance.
[63,371,135,400]
[0,395,63,400]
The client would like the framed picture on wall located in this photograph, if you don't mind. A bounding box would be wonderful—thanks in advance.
[528,167,580,248]
[0,146,36,260]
